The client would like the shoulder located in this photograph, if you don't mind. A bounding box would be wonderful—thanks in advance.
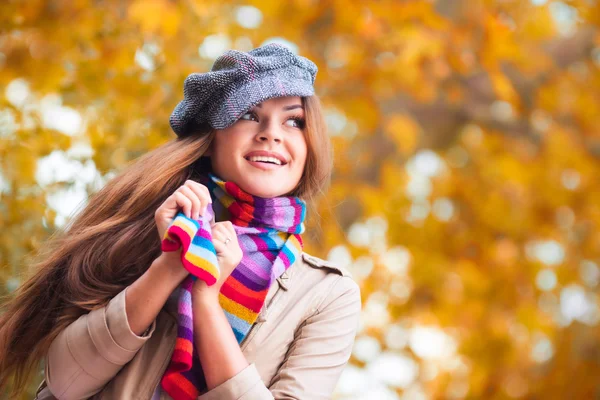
[299,252,361,312]
[300,252,353,278]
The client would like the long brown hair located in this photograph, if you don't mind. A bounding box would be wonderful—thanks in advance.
[0,95,331,396]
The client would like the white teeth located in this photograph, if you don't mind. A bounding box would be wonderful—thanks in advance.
[247,156,282,165]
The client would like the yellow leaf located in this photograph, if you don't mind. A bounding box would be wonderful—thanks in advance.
[128,0,181,35]
[384,114,420,155]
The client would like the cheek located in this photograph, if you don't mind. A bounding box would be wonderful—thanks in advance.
[293,135,308,167]
[213,130,241,159]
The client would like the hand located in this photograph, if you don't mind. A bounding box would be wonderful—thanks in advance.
[155,179,213,242]
[193,221,243,300]
[153,179,213,281]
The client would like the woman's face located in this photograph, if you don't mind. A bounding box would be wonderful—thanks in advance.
[208,96,308,198]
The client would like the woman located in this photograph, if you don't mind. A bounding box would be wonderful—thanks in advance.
[0,43,361,399]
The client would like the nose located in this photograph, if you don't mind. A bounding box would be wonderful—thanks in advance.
[256,121,283,144]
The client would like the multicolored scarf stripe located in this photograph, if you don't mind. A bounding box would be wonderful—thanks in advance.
[208,177,306,234]
[160,173,306,400]
[161,215,220,285]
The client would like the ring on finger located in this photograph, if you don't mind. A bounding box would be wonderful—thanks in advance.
[223,236,231,245]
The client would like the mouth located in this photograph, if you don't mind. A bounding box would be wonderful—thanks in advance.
[244,156,287,170]
[243,151,289,171]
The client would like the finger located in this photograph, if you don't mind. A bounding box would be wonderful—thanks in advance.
[186,180,212,205]
[215,222,236,243]
[216,222,234,234]
[210,228,225,242]
[214,222,237,243]
[211,227,230,243]
[197,182,213,204]
[185,180,212,216]
[178,185,201,220]
[224,222,237,238]
[173,192,193,219]
[213,221,231,229]
[185,180,211,197]
[211,221,228,232]
[212,237,226,255]
[156,195,178,220]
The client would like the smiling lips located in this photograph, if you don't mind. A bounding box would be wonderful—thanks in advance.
[244,150,288,171]
[246,158,285,171]
[247,155,283,165]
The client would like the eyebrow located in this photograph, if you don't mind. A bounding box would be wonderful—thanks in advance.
[254,104,304,111]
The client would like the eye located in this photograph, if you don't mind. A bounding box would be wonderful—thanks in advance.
[240,111,258,122]
[286,115,306,129]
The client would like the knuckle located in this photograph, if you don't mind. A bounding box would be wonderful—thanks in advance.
[199,183,209,192]
[201,187,211,197]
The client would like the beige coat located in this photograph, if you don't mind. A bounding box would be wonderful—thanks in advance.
[35,252,361,399]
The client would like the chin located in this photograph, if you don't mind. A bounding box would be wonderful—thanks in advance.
[237,179,294,199]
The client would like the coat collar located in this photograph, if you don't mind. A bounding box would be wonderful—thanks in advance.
[270,251,351,291]
[300,252,352,278]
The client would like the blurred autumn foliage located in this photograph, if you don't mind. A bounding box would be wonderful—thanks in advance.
[1,0,600,398]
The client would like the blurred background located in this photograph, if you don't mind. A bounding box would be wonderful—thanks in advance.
[1,0,600,398]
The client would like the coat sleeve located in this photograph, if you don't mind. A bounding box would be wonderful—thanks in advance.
[197,276,362,400]
[44,286,156,400]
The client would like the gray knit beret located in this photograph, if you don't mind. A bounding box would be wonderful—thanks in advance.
[170,43,318,136]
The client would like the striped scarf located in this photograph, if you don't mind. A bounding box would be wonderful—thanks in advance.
[159,172,306,399]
